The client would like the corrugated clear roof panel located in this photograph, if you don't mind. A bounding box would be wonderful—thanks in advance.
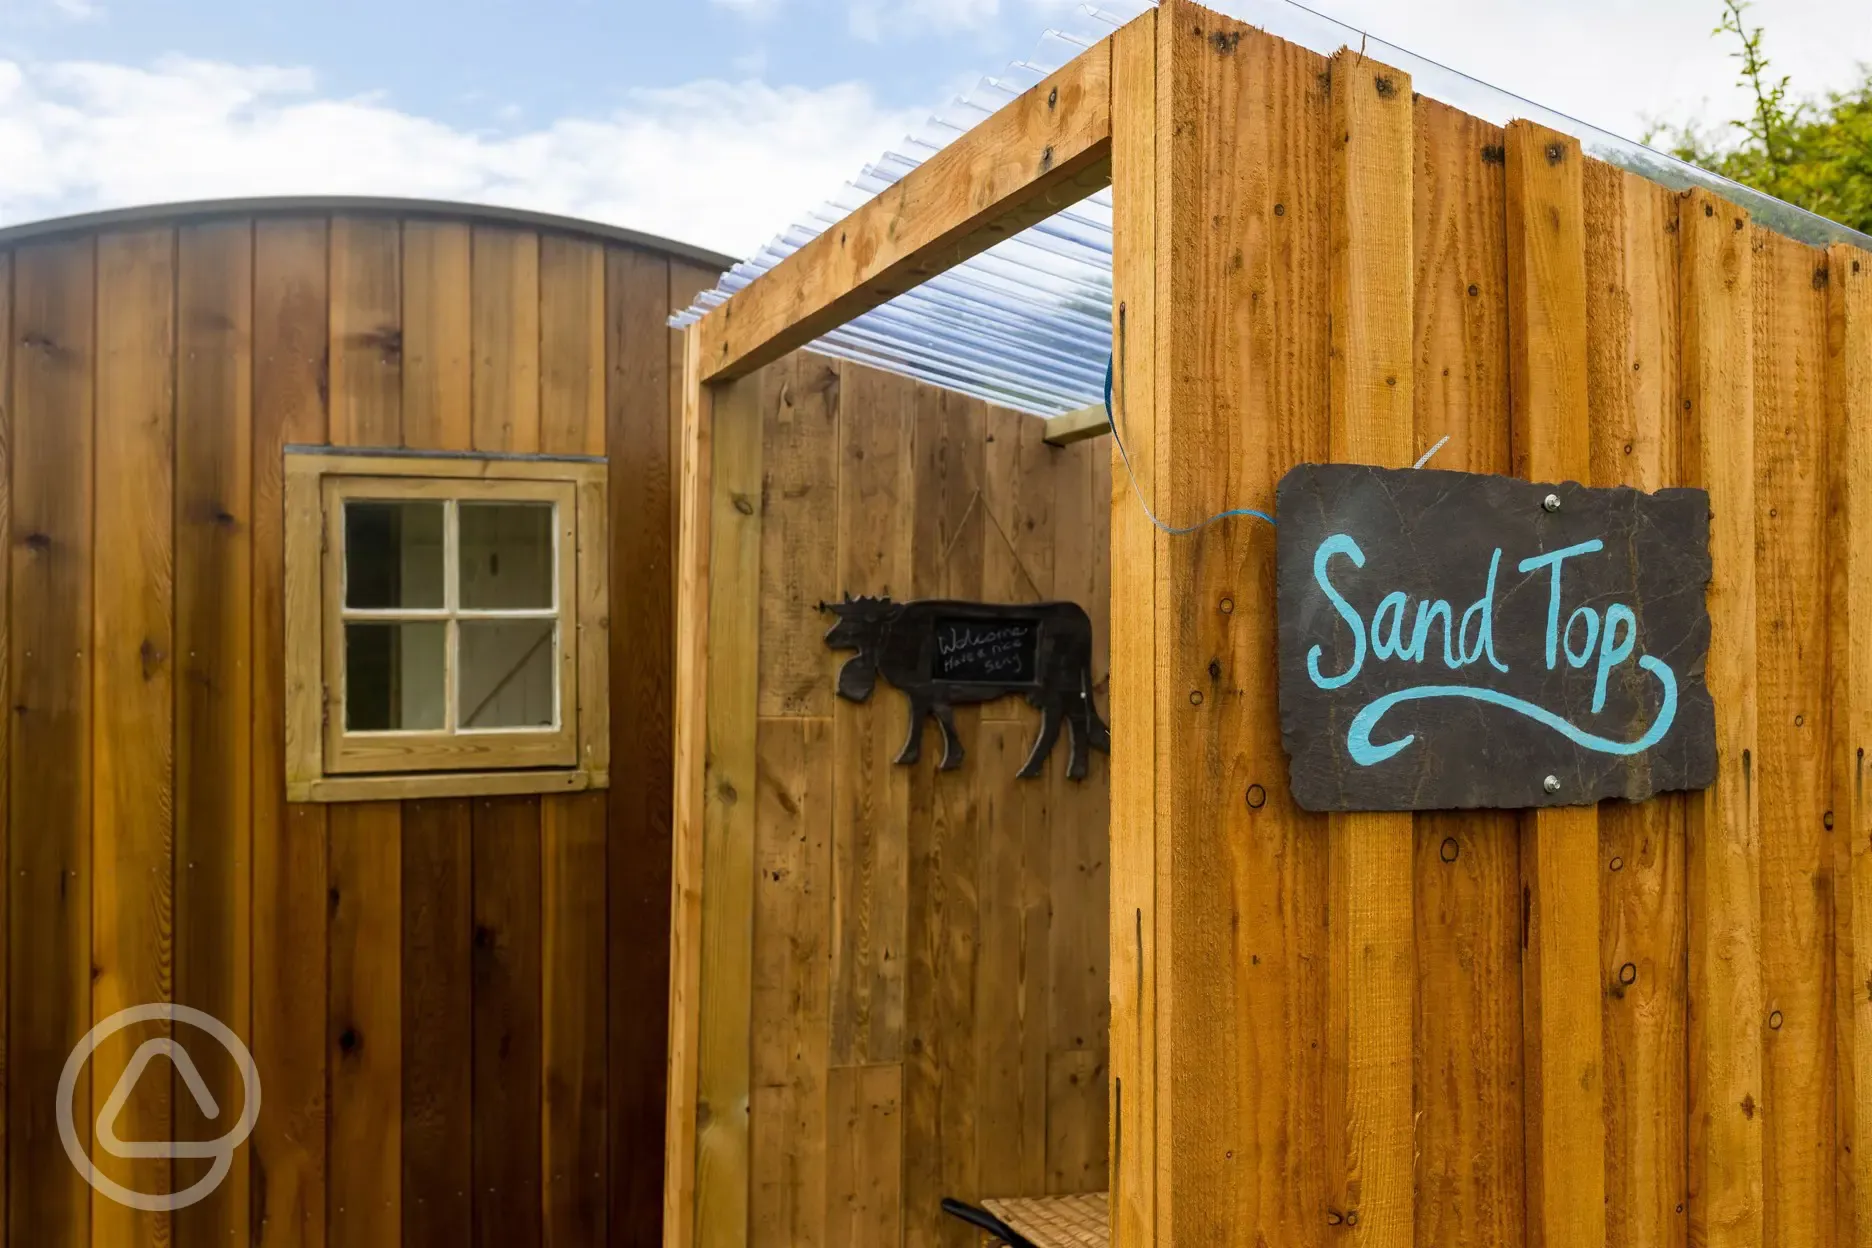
[673,0,1872,418]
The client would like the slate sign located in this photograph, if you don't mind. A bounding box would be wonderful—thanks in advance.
[1275,463,1717,812]
[935,617,1039,684]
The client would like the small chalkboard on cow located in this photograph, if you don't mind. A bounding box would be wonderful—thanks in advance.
[818,594,1109,780]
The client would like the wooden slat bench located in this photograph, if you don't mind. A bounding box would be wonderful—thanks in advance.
[943,1193,1110,1247]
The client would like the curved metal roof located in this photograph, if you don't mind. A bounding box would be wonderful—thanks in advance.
[674,0,1872,417]
[0,194,739,271]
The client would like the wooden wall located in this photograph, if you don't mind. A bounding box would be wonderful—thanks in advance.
[667,352,1112,1245]
[1108,3,1872,1246]
[0,205,721,1246]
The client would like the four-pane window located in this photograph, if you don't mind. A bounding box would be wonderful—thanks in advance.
[285,451,607,803]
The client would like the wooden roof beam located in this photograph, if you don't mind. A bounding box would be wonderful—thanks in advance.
[695,39,1114,383]
[1042,402,1111,446]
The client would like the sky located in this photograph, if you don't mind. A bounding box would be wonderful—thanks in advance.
[0,0,1867,259]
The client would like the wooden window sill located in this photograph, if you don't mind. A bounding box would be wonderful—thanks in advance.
[289,768,608,804]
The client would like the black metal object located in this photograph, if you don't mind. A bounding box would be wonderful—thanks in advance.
[939,1198,1042,1248]
[819,595,1110,780]
[1275,463,1717,812]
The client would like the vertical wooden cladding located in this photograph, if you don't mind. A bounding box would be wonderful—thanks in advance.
[1752,227,1832,1248]
[1682,190,1766,1248]
[1832,241,1872,1248]
[326,211,407,1248]
[175,218,258,1248]
[1116,5,1867,1248]
[0,248,10,1246]
[253,217,332,1248]
[1325,44,1416,1246]
[473,226,541,454]
[10,235,96,1246]
[0,204,713,1246]
[1584,163,1689,1248]
[90,227,177,1246]
[1504,122,1606,1248]
[330,216,402,449]
[1411,99,1523,1248]
[670,348,1112,1248]
[395,215,473,1248]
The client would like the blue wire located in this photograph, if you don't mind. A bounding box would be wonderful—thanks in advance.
[1102,354,1278,535]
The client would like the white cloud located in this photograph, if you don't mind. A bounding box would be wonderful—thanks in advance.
[0,55,925,257]
[851,0,999,41]
[710,0,783,19]
[848,0,1081,42]
[50,0,103,21]
[1231,0,1872,150]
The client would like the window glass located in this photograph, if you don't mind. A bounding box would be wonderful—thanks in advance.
[458,619,557,729]
[345,620,447,730]
[459,502,555,611]
[345,500,445,610]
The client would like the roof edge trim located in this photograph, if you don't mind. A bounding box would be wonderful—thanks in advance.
[0,195,740,270]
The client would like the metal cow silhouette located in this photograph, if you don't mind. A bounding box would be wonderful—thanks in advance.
[818,594,1110,780]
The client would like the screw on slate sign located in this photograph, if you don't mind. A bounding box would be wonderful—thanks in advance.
[1542,493,1561,513]
[1543,775,1561,794]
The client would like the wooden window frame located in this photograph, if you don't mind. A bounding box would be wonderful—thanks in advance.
[285,446,609,802]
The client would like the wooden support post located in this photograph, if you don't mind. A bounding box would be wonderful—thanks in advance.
[1504,120,1608,1248]
[1112,3,1336,1241]
[690,373,763,1248]
[667,326,766,1248]
[1325,45,1417,1243]
[1680,187,1763,1248]
[1830,240,1872,1248]
[665,332,711,1248]
[1107,9,1157,1246]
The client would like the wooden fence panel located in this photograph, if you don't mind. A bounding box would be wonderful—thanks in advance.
[1100,7,1857,1248]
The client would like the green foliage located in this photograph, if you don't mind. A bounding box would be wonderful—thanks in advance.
[1648,0,1872,235]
